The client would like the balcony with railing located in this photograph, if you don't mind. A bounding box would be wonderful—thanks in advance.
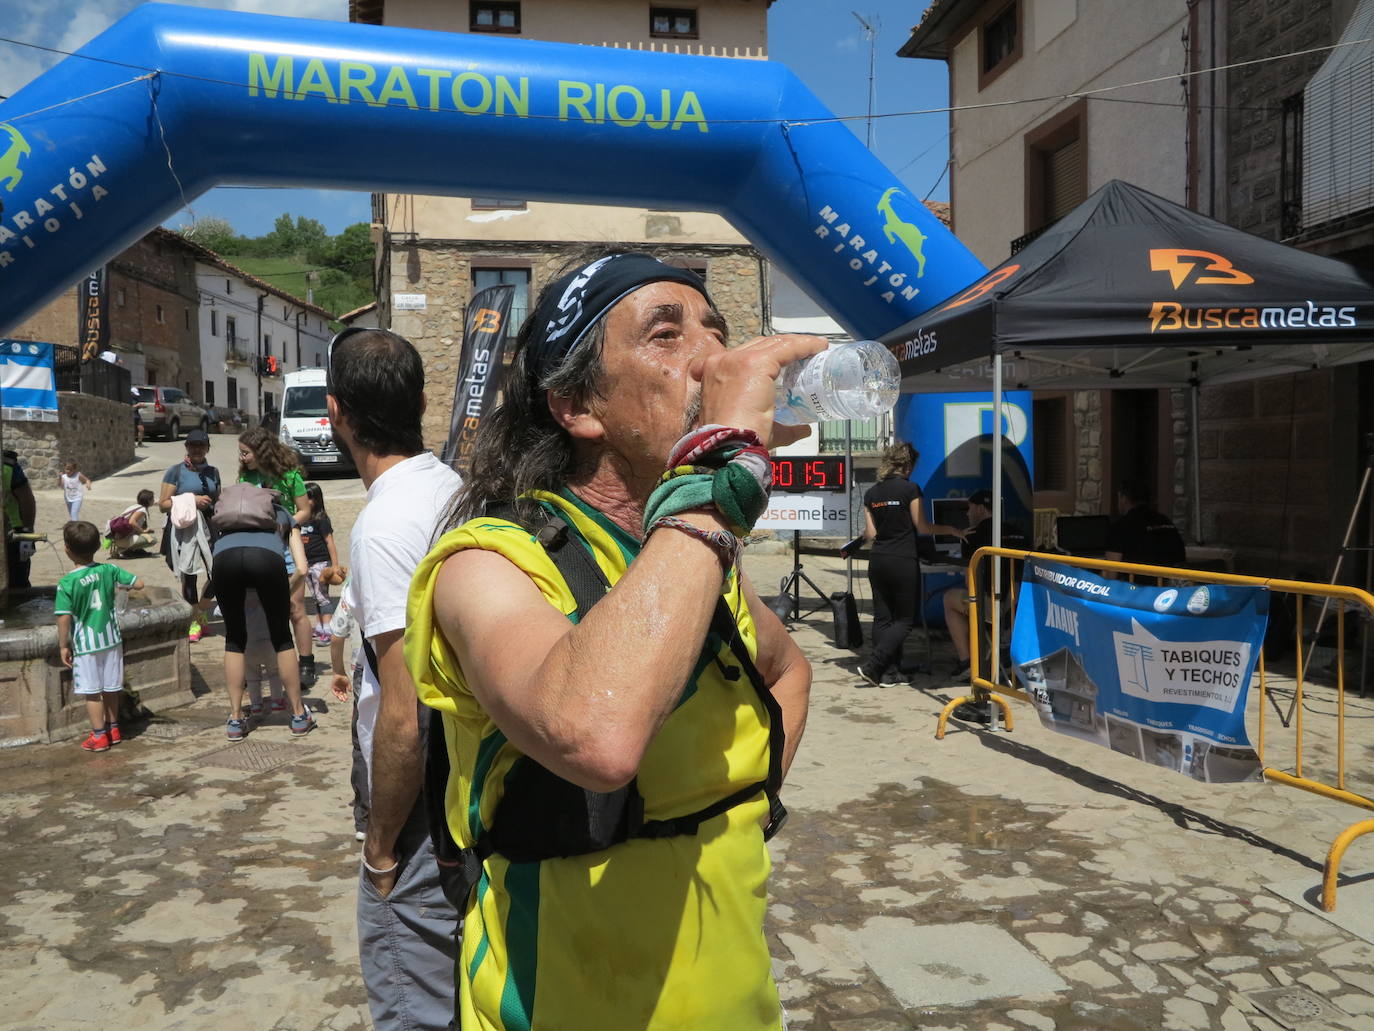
[818,418,882,454]
[225,338,255,366]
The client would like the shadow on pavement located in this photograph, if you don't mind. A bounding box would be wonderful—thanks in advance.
[972,729,1326,873]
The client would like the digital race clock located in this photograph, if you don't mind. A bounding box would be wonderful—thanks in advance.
[769,455,848,493]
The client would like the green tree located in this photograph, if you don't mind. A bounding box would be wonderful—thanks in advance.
[326,222,375,281]
[178,216,238,254]
[219,214,376,318]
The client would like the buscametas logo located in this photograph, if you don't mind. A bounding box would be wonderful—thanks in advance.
[1145,248,1356,333]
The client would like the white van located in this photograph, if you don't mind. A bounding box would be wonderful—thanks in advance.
[277,368,353,475]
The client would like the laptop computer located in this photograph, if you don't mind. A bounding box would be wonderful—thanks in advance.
[1056,514,1112,556]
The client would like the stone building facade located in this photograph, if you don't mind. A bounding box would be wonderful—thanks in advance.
[4,227,203,394]
[1193,0,1369,580]
[353,0,773,455]
[106,229,202,394]
[905,0,1370,580]
[900,0,1193,523]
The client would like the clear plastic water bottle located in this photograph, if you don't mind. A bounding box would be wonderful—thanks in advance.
[773,339,901,425]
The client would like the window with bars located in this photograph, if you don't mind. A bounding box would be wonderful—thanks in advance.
[1281,93,1303,237]
[1033,396,1070,492]
[1042,138,1084,221]
[471,2,519,33]
[1300,3,1374,231]
[472,267,531,344]
[1025,101,1086,234]
[651,7,698,39]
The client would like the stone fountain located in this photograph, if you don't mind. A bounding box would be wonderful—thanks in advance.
[0,583,195,746]
[0,411,197,747]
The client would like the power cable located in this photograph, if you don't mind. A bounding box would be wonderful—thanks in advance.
[0,31,1368,126]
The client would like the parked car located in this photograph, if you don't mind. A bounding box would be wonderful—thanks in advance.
[132,386,210,441]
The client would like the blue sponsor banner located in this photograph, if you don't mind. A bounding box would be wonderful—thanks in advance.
[0,339,58,422]
[894,391,1034,512]
[895,390,1034,624]
[1010,559,1270,783]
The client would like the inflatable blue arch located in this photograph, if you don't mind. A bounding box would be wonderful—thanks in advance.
[0,3,984,339]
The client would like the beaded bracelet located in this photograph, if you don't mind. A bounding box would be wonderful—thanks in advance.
[361,851,399,877]
[648,515,742,567]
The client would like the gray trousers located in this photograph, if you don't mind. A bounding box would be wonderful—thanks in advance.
[357,827,459,1031]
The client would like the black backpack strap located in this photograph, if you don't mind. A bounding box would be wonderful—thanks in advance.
[430,500,787,897]
[424,502,615,900]
[635,599,787,841]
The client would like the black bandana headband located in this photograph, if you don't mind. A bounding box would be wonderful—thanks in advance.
[526,252,713,384]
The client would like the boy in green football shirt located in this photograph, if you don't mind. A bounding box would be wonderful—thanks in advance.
[55,521,144,752]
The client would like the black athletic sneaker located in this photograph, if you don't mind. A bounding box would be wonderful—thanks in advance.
[857,664,885,688]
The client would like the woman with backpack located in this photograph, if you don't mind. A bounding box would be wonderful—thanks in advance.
[210,478,314,742]
[159,429,219,642]
[108,489,156,557]
[236,427,319,685]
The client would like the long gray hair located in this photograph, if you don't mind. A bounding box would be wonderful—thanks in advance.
[443,290,610,532]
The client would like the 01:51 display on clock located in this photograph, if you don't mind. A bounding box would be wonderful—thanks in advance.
[769,455,848,493]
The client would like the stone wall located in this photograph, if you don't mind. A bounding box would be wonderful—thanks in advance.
[1226,0,1334,239]
[384,240,766,453]
[1072,391,1103,515]
[1195,370,1334,581]
[4,392,135,480]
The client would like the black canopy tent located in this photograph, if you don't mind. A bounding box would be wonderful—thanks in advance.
[879,179,1374,556]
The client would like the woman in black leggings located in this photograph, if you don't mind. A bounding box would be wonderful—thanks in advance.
[856,443,966,687]
[213,504,316,741]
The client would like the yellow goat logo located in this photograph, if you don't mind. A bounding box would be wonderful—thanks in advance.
[0,123,31,193]
[877,187,927,278]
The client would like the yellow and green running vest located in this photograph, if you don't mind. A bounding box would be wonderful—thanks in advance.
[406,489,781,1031]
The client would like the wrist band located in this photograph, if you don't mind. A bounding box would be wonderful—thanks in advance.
[361,852,399,876]
[667,424,762,467]
[648,515,742,566]
[645,427,773,535]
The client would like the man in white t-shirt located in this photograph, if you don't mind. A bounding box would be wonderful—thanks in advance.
[328,328,461,1031]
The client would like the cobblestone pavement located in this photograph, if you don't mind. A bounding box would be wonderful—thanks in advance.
[3,443,1374,1029]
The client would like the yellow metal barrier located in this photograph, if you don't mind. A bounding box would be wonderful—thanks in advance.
[936,547,1374,912]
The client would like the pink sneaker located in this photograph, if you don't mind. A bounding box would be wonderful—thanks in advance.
[188,620,204,643]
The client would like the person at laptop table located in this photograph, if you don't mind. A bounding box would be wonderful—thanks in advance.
[849,443,966,687]
[943,489,1030,680]
[1104,480,1186,576]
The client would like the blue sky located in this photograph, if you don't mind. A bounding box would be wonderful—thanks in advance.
[0,0,950,237]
